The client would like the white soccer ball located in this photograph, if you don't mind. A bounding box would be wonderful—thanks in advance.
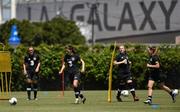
[173,89,179,95]
[121,90,129,97]
[9,97,17,105]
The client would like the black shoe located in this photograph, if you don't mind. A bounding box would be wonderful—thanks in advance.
[134,96,139,102]
[116,96,122,102]
[144,99,152,105]
[171,93,177,103]
[82,97,86,104]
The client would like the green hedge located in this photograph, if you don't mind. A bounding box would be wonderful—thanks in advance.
[1,44,180,91]
[0,17,85,46]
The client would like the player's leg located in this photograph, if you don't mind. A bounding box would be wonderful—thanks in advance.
[26,78,32,100]
[144,80,154,104]
[32,81,38,100]
[126,79,139,102]
[73,73,86,104]
[32,74,39,100]
[158,82,178,103]
[116,79,125,102]
[73,79,80,104]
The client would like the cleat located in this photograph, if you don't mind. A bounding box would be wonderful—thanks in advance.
[171,89,179,103]
[116,96,122,102]
[144,99,152,105]
[134,96,139,102]
[34,98,38,100]
[171,93,176,103]
[82,97,86,104]
[75,98,79,104]
[27,98,31,101]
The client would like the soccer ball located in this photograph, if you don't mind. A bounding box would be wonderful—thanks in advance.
[121,90,129,97]
[173,89,179,95]
[9,97,17,105]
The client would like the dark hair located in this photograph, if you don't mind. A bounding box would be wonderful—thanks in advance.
[149,46,157,55]
[66,45,76,54]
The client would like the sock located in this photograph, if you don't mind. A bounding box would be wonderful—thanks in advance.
[78,85,84,99]
[79,93,84,99]
[148,96,152,101]
[117,82,125,97]
[169,91,173,96]
[127,82,136,98]
[33,83,38,99]
[26,83,31,99]
[74,87,80,98]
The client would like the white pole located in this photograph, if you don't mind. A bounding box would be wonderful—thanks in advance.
[11,0,16,19]
[0,0,3,24]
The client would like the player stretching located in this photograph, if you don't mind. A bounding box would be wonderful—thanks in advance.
[23,47,40,100]
[144,46,178,105]
[114,45,139,102]
[59,45,86,104]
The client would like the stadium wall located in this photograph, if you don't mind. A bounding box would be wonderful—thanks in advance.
[16,0,180,43]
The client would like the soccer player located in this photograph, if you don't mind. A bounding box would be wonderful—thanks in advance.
[144,46,178,105]
[59,45,86,104]
[114,45,139,102]
[23,47,40,100]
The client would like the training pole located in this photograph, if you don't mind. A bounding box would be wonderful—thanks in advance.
[108,42,116,103]
[61,71,64,97]
[60,56,64,97]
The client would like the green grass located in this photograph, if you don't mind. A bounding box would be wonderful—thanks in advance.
[0,90,179,112]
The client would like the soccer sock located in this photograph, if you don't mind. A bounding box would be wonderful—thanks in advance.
[148,96,152,101]
[79,92,84,99]
[33,83,38,99]
[78,85,84,99]
[127,83,136,97]
[74,87,80,98]
[26,83,31,99]
[169,90,173,96]
[117,82,125,97]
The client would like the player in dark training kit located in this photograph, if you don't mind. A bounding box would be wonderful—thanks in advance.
[23,47,40,100]
[144,46,178,105]
[59,45,86,104]
[114,45,139,102]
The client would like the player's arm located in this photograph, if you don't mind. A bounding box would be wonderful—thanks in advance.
[23,63,27,75]
[80,58,85,73]
[35,62,40,73]
[35,55,41,73]
[113,59,127,65]
[147,61,160,68]
[23,57,28,75]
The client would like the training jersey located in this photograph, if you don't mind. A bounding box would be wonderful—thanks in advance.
[115,52,130,74]
[64,54,81,70]
[24,53,40,72]
[147,55,160,75]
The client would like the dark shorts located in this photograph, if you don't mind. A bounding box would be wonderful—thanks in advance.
[27,71,39,81]
[66,69,81,83]
[148,73,165,83]
[117,73,133,83]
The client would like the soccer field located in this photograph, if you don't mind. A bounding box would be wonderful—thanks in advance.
[0,90,179,112]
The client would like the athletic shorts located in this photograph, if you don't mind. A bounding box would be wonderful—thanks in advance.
[118,73,133,83]
[66,69,81,83]
[27,71,39,81]
[148,73,165,83]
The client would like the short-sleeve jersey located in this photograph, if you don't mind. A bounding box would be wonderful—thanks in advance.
[64,54,81,70]
[148,55,160,74]
[115,52,130,74]
[24,53,40,72]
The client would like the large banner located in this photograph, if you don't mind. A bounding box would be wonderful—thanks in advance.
[16,0,180,41]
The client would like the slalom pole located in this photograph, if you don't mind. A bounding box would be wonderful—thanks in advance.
[61,71,64,97]
[108,41,116,103]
